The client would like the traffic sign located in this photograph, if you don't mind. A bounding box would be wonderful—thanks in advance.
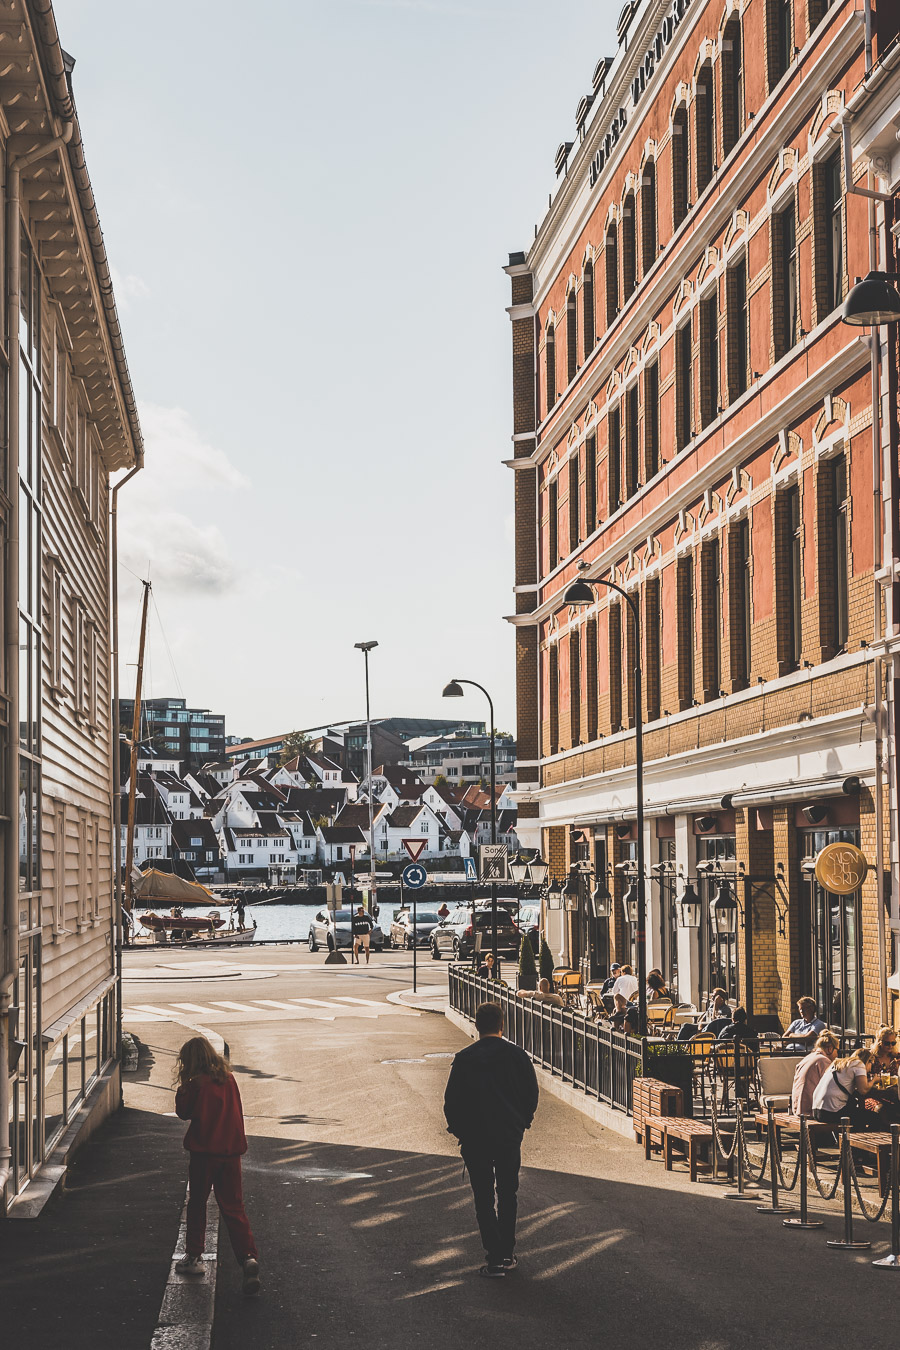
[463,857,477,882]
[402,837,427,863]
[479,844,508,882]
[401,863,427,889]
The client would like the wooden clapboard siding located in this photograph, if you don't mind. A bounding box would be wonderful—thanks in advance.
[38,280,115,1032]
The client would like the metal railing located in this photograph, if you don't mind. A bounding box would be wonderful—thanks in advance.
[448,966,642,1115]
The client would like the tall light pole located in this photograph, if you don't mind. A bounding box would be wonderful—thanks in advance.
[354,640,378,915]
[563,569,646,1036]
[443,678,497,966]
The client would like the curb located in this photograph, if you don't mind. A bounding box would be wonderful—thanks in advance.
[150,1189,219,1350]
[386,987,448,1014]
[444,1006,636,1141]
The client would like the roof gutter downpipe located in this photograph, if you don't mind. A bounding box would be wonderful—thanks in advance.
[0,122,73,1212]
[110,459,142,1092]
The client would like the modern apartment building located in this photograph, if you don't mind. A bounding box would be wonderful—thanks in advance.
[119,695,226,771]
[405,729,517,787]
[2,1,142,1210]
[507,0,900,1037]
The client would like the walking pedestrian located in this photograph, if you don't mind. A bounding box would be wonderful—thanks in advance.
[352,904,374,964]
[235,897,246,931]
[174,1036,261,1298]
[443,1001,539,1278]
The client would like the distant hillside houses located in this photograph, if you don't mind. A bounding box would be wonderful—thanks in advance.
[120,741,519,884]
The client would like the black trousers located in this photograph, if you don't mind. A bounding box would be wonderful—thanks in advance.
[460,1140,521,1265]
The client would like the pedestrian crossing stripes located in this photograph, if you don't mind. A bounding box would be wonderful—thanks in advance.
[123,994,417,1024]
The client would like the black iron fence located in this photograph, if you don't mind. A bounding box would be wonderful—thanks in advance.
[448,966,642,1115]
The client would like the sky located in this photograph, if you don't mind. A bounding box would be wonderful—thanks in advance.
[53,0,614,738]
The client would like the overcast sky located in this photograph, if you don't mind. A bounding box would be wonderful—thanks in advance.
[54,0,612,738]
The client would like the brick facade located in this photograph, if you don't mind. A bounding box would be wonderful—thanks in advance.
[505,0,895,1035]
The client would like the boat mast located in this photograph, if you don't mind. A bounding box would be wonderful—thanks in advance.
[123,579,151,912]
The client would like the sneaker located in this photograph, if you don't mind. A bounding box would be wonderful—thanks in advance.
[500,1256,518,1271]
[242,1257,261,1298]
[175,1256,205,1276]
[478,1264,506,1278]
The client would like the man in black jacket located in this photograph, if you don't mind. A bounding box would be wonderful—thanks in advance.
[443,1001,539,1278]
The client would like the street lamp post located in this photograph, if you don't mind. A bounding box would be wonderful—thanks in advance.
[443,679,497,967]
[563,569,647,1036]
[354,641,378,916]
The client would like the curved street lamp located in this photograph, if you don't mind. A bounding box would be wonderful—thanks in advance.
[562,565,647,1036]
[841,272,900,326]
[443,677,498,964]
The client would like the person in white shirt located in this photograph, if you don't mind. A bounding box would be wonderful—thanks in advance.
[612,964,639,1012]
[812,1047,875,1128]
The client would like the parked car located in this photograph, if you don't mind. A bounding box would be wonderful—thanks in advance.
[389,908,441,949]
[307,908,385,953]
[517,904,541,953]
[429,903,521,961]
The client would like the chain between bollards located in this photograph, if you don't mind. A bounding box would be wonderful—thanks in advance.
[757,1101,792,1215]
[873,1123,900,1268]
[724,1102,758,1200]
[826,1117,871,1251]
[783,1114,824,1230]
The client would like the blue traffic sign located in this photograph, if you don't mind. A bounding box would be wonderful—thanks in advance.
[402,863,427,889]
[463,857,477,882]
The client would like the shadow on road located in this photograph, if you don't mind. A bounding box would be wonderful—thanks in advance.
[212,1134,899,1350]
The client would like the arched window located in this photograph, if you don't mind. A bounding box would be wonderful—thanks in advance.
[672,106,689,228]
[622,193,636,302]
[582,260,595,355]
[695,65,714,194]
[766,0,792,89]
[721,18,744,156]
[641,161,657,275]
[566,288,578,384]
[546,323,556,413]
[605,224,619,326]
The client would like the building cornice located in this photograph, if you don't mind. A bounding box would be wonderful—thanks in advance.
[527,11,863,460]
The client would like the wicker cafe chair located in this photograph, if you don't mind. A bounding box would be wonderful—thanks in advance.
[686,1035,716,1114]
[585,988,607,1020]
[709,1041,760,1112]
[558,971,584,1007]
[645,1001,674,1032]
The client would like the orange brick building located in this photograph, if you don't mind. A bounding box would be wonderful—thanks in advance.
[506,0,900,1038]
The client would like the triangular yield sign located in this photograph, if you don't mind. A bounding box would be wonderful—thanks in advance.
[402,837,427,863]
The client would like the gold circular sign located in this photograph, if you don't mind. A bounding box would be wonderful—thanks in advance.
[814,842,869,895]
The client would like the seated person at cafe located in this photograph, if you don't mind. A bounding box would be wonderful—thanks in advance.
[811,1046,875,1129]
[599,963,621,998]
[611,964,639,1013]
[477,953,497,979]
[517,977,564,1008]
[862,1026,900,1126]
[647,970,670,1001]
[716,1006,757,1045]
[676,988,731,1041]
[791,1030,839,1116]
[621,1005,640,1036]
[783,997,827,1051]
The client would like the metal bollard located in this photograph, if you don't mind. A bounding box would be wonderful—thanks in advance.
[757,1102,792,1214]
[725,1102,755,1200]
[826,1117,871,1250]
[783,1115,824,1230]
[872,1123,900,1268]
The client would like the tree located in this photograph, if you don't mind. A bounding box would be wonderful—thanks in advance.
[518,935,538,991]
[539,939,554,985]
[433,774,448,787]
[278,731,315,766]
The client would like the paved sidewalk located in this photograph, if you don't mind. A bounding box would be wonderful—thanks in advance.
[0,1103,187,1350]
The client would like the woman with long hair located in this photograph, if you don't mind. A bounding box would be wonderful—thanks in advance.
[174,1036,260,1296]
[811,1045,875,1130]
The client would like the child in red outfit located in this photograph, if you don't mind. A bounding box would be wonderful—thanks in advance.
[174,1036,260,1297]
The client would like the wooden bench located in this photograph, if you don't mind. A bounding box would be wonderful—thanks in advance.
[752,1113,836,1152]
[848,1132,894,1197]
[633,1078,685,1143]
[644,1114,714,1182]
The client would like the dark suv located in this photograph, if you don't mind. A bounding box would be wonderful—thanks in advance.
[429,903,521,960]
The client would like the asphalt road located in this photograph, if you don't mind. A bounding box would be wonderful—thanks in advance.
[122,947,900,1350]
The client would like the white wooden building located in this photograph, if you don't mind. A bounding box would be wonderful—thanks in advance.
[2,0,143,1212]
